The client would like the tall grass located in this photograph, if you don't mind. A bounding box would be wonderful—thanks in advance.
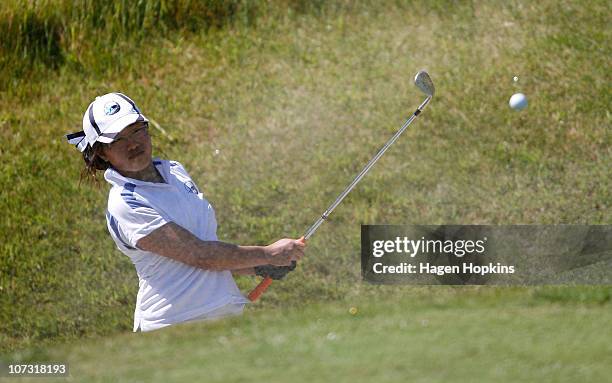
[0,0,366,91]
[0,0,260,90]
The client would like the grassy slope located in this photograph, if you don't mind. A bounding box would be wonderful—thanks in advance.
[7,288,612,382]
[0,0,610,367]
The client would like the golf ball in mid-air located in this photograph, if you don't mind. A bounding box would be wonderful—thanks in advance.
[509,93,528,110]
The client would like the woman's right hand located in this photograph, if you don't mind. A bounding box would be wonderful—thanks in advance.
[264,238,306,266]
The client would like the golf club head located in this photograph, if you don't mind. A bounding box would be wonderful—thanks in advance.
[415,70,435,97]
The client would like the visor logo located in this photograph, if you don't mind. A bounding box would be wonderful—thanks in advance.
[104,101,121,115]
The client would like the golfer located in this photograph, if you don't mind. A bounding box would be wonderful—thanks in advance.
[66,93,305,332]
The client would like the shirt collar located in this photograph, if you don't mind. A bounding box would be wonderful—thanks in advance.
[104,157,169,188]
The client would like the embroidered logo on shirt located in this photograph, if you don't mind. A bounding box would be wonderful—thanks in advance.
[184,181,199,194]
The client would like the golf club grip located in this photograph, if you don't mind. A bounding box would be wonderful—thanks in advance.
[248,276,273,301]
[248,237,306,301]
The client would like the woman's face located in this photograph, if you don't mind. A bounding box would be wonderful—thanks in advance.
[100,121,152,173]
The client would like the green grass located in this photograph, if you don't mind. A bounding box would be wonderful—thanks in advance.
[0,0,261,90]
[0,1,610,378]
[4,288,611,382]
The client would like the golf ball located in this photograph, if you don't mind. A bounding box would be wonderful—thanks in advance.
[513,76,518,82]
[349,307,358,315]
[509,93,528,110]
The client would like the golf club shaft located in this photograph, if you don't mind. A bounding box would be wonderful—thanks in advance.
[248,96,431,302]
[303,96,431,240]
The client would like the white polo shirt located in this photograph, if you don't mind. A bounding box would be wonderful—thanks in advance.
[104,158,250,332]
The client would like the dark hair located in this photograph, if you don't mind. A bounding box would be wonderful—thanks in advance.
[80,142,111,185]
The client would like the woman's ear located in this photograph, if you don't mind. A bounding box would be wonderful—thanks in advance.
[97,145,109,162]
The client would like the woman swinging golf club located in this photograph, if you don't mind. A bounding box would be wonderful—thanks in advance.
[66,93,305,332]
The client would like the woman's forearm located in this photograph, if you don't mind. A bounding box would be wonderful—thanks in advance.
[232,267,256,276]
[136,222,271,271]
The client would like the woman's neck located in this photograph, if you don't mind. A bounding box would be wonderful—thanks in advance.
[119,162,165,183]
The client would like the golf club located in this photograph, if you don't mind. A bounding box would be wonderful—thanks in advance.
[248,70,435,301]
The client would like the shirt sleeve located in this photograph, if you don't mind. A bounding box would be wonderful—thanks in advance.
[169,160,201,193]
[107,187,170,249]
